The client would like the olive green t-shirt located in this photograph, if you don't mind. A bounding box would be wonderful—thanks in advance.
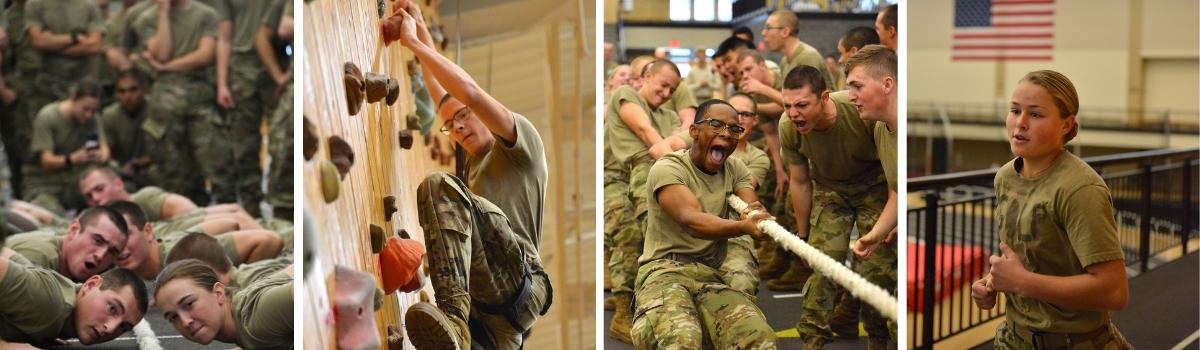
[28,102,106,160]
[731,143,770,187]
[231,256,290,288]
[155,213,243,267]
[232,269,293,349]
[5,230,63,271]
[115,1,157,80]
[466,113,547,253]
[873,122,897,191]
[777,91,883,194]
[994,152,1124,333]
[0,260,77,345]
[640,150,754,265]
[24,102,106,192]
[780,40,834,93]
[130,186,170,222]
[23,0,105,82]
[100,102,150,165]
[130,1,219,81]
[660,83,698,115]
[2,2,40,75]
[604,85,681,163]
[213,0,273,52]
[262,0,289,33]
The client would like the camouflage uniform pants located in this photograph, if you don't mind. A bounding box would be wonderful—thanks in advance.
[610,154,654,295]
[144,78,233,204]
[0,75,37,198]
[857,230,897,344]
[266,81,293,215]
[603,161,631,291]
[632,258,776,350]
[796,182,888,346]
[227,53,278,215]
[720,235,760,300]
[416,173,551,349]
[994,321,1131,350]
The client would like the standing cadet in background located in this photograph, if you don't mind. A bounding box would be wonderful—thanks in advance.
[393,4,551,349]
[836,26,881,65]
[134,0,231,204]
[875,4,898,51]
[260,0,293,218]
[1,0,38,196]
[685,46,719,101]
[24,0,104,106]
[208,0,278,216]
[761,10,835,94]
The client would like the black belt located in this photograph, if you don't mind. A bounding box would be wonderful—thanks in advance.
[1009,320,1112,349]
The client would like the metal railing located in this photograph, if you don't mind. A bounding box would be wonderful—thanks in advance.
[906,147,1199,349]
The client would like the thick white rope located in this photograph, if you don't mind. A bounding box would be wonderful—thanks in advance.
[132,319,162,350]
[728,195,897,321]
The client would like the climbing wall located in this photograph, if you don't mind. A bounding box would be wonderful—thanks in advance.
[301,0,452,348]
[302,0,596,348]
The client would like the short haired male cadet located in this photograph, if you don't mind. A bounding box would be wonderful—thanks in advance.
[392,5,551,349]
[846,45,900,348]
[778,66,888,348]
[6,206,130,282]
[632,99,776,349]
[0,251,149,348]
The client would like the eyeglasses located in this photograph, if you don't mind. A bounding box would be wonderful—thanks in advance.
[763,26,787,32]
[695,118,745,135]
[439,108,470,135]
[736,111,756,119]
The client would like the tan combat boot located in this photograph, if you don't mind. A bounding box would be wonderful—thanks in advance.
[608,292,634,344]
[767,258,813,291]
[758,246,791,279]
[406,302,469,350]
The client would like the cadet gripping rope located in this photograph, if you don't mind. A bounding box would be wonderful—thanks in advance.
[728,195,897,321]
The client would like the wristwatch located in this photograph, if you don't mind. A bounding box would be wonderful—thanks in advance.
[70,32,79,45]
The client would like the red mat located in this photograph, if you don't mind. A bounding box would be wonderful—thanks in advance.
[907,242,989,312]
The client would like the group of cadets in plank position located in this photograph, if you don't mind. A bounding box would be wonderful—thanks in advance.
[0,0,295,348]
[603,5,899,349]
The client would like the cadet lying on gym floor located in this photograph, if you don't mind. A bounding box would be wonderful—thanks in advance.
[0,248,148,347]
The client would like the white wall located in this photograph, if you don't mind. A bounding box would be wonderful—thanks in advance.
[909,0,1197,122]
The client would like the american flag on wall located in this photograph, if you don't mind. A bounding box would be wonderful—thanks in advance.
[953,0,1055,61]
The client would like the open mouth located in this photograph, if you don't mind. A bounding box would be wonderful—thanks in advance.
[707,144,730,166]
[1012,134,1029,143]
[84,261,96,271]
[91,327,100,341]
